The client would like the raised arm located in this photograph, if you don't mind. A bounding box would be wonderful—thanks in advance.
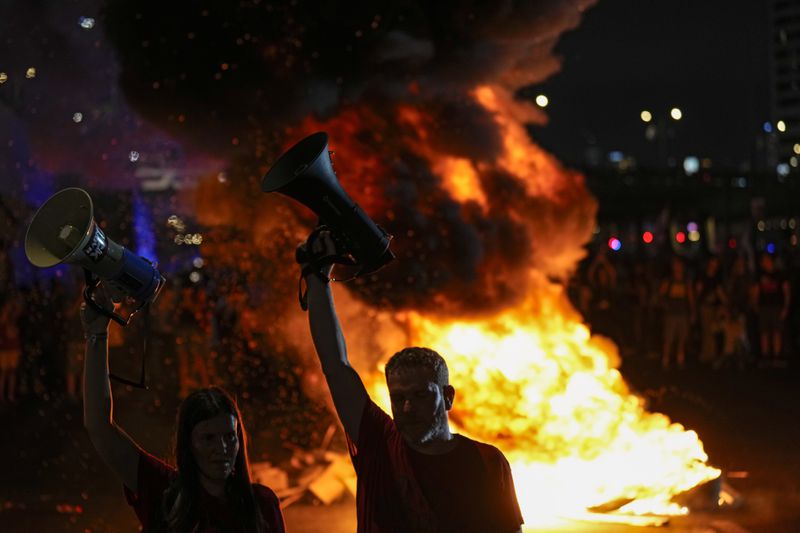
[303,234,369,443]
[82,289,143,491]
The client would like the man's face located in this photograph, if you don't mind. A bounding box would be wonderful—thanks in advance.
[387,367,454,445]
[190,413,240,482]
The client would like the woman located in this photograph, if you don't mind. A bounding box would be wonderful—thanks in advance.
[82,289,285,532]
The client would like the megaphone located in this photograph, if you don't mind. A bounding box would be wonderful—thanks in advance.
[262,131,395,276]
[25,187,165,326]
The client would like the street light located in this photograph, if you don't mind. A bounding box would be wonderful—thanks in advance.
[641,107,684,167]
[535,94,549,108]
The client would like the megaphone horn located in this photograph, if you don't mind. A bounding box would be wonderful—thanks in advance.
[25,188,165,326]
[261,132,395,275]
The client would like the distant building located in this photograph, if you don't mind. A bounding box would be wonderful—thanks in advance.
[770,0,800,172]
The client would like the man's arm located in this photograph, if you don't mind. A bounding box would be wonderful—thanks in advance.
[82,292,143,491]
[305,273,369,443]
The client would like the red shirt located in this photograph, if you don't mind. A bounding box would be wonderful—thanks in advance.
[347,400,524,533]
[123,452,285,533]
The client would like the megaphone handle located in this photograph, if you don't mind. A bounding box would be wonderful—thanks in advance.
[108,301,150,390]
[82,270,130,327]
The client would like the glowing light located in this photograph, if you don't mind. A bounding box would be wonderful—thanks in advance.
[790,218,797,230]
[192,257,205,268]
[792,235,798,246]
[791,157,798,168]
[640,110,652,123]
[728,238,737,249]
[688,230,701,242]
[217,172,228,183]
[535,94,549,108]
[642,231,654,244]
[189,271,201,283]
[687,222,699,233]
[0,72,7,84]
[675,231,686,243]
[78,16,95,29]
[129,150,140,162]
[767,243,776,254]
[777,163,790,177]
[763,122,773,133]
[608,151,624,163]
[608,237,622,251]
[670,107,682,120]
[25,67,36,79]
[794,143,800,155]
[683,156,699,175]
[777,120,787,132]
[757,220,766,231]
[72,112,83,123]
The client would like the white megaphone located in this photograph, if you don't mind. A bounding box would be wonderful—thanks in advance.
[25,187,165,326]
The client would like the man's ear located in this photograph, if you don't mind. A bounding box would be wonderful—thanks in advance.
[443,385,455,411]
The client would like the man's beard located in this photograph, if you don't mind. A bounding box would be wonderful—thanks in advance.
[400,403,449,445]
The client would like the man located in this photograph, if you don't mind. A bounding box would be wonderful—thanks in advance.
[301,231,524,533]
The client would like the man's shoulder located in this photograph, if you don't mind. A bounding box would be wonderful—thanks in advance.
[459,435,510,466]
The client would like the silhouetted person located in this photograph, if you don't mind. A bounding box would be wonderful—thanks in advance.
[695,255,726,366]
[82,288,284,532]
[300,230,523,533]
[659,256,695,370]
[753,253,791,365]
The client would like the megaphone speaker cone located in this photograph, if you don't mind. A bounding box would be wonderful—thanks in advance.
[25,188,94,267]
[261,132,330,192]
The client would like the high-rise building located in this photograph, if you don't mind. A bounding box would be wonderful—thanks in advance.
[771,0,800,173]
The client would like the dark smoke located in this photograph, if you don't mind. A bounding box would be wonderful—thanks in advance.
[103,0,597,316]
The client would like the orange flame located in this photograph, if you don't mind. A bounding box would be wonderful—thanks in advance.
[355,87,720,526]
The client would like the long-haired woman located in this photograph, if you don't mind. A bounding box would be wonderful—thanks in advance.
[82,289,284,532]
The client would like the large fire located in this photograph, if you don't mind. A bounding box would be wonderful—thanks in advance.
[353,87,720,526]
[197,84,721,526]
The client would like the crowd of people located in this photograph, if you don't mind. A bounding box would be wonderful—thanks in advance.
[572,245,798,371]
[2,238,797,406]
[0,253,284,405]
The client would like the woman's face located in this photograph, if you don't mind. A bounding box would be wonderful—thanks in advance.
[190,413,240,482]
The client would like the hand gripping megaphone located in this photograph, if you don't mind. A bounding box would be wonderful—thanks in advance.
[25,187,165,326]
[261,132,395,277]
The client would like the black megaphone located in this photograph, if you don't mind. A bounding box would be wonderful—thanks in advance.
[261,132,395,275]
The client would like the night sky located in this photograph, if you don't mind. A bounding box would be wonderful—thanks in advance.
[530,0,771,169]
[0,0,773,192]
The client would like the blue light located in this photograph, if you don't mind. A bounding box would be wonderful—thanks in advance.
[132,190,158,263]
[608,237,622,251]
[767,243,776,254]
[608,151,624,163]
[763,121,773,133]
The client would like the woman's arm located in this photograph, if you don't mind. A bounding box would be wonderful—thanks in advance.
[82,289,143,491]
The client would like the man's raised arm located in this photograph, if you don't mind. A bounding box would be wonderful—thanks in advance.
[305,264,369,443]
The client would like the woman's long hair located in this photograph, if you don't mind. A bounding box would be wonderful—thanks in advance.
[159,387,265,533]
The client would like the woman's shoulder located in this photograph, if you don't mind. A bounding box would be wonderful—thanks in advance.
[252,484,285,531]
[252,483,281,510]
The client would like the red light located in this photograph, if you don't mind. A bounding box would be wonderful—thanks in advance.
[675,231,686,244]
[608,237,622,251]
[728,238,737,249]
[642,231,654,244]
